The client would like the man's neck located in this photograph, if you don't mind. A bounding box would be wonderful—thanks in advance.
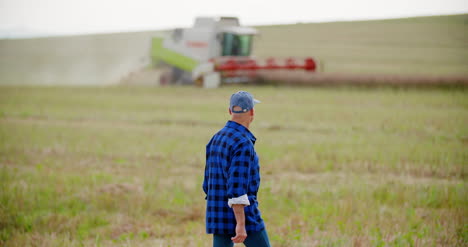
[231,118,250,129]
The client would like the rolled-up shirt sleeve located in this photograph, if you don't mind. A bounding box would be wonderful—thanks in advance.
[228,194,250,208]
[227,141,253,207]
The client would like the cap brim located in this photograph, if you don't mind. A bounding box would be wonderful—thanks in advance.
[253,99,261,105]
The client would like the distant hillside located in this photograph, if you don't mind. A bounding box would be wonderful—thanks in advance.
[0,14,467,85]
[253,14,468,76]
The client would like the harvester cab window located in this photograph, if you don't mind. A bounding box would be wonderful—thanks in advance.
[222,33,252,56]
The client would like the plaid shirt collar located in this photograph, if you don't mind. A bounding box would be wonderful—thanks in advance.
[225,120,256,144]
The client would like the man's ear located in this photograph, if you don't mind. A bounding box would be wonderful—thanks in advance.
[250,108,255,116]
[229,108,232,115]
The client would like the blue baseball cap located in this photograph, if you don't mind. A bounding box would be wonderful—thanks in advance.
[230,91,261,113]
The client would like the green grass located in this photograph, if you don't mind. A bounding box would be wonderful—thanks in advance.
[0,86,467,246]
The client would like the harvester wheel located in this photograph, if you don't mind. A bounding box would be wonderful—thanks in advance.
[194,76,204,87]
[159,72,170,86]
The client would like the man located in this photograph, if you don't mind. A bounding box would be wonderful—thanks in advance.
[203,91,271,247]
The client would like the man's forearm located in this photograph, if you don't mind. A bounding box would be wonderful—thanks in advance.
[231,204,247,243]
[232,204,245,226]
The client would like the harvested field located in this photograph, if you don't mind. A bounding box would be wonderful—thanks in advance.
[0,86,467,246]
[256,71,468,86]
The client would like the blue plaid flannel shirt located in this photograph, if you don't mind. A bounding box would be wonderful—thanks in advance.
[203,120,265,234]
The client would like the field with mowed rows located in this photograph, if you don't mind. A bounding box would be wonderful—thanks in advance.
[0,86,467,246]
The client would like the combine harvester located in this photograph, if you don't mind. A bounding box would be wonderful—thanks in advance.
[151,17,318,88]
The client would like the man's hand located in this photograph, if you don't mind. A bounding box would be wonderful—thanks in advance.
[231,223,247,243]
[231,204,247,243]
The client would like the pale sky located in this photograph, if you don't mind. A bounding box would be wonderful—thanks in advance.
[1,0,467,37]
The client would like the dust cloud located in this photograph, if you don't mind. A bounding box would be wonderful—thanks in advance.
[0,31,164,85]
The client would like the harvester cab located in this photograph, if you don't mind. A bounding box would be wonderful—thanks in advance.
[151,17,317,88]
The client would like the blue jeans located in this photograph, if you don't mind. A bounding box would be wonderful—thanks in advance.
[213,229,271,247]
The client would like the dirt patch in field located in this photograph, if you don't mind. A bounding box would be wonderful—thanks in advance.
[98,183,143,195]
[257,71,468,86]
[110,222,154,239]
[151,205,204,224]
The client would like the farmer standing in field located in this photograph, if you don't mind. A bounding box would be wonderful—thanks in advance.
[203,91,271,247]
